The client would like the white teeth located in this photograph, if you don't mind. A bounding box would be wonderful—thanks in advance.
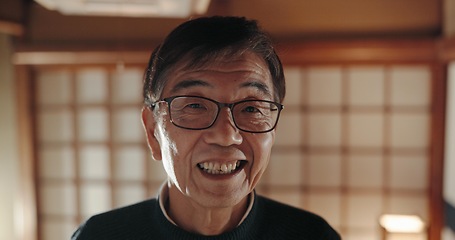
[213,163,220,172]
[198,161,241,174]
[221,164,228,172]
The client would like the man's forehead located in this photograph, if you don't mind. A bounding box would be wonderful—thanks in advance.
[168,79,273,99]
[175,50,268,72]
[158,50,274,97]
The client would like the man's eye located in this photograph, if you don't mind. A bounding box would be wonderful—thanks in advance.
[182,103,208,112]
[187,103,204,109]
[244,106,260,113]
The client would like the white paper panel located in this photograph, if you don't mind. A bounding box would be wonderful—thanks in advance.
[114,146,145,181]
[347,193,383,229]
[308,112,341,147]
[39,147,74,179]
[307,67,342,106]
[112,69,143,104]
[308,153,341,187]
[389,155,428,190]
[40,184,76,216]
[348,113,384,148]
[78,108,109,142]
[348,66,385,107]
[37,70,72,105]
[390,112,429,148]
[112,108,143,142]
[79,146,110,180]
[38,110,73,142]
[390,66,430,107]
[76,68,108,104]
[267,152,302,186]
[348,154,383,188]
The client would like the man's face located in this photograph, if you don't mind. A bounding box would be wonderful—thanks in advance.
[143,51,276,208]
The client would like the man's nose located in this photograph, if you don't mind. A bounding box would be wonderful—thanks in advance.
[203,108,243,146]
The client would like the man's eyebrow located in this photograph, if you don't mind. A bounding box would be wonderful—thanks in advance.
[241,81,272,98]
[170,79,212,93]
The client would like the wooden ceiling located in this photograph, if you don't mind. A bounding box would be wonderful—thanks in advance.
[0,0,442,49]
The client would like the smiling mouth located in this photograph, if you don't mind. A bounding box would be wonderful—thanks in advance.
[197,160,247,175]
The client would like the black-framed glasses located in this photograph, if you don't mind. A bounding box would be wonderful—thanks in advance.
[151,95,283,133]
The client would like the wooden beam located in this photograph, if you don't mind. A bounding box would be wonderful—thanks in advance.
[12,51,149,65]
[276,39,438,65]
[0,20,23,36]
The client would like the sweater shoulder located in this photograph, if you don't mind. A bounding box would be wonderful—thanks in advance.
[90,198,157,222]
[72,198,159,240]
[255,195,341,239]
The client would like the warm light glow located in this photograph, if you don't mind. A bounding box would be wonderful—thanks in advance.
[14,199,24,240]
[379,214,425,233]
[34,0,211,18]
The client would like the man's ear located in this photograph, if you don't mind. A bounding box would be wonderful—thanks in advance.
[142,107,162,161]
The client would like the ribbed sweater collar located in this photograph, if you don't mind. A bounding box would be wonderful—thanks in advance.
[152,193,262,240]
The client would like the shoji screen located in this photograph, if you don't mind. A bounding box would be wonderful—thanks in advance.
[257,65,431,240]
[34,67,167,240]
[33,64,432,240]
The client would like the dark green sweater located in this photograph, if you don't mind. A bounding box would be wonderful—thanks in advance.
[72,195,341,240]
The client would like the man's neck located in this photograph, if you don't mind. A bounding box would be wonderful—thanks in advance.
[165,184,250,236]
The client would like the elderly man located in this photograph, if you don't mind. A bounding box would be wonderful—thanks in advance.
[72,16,340,240]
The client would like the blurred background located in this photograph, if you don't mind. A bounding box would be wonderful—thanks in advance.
[1,0,455,240]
